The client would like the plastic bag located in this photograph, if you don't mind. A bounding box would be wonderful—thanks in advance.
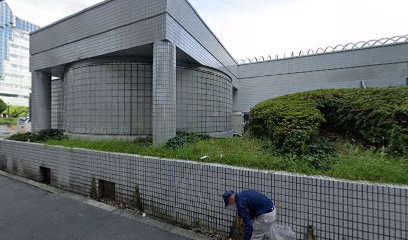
[271,223,296,240]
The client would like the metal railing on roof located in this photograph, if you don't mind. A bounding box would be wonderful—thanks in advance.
[237,34,408,65]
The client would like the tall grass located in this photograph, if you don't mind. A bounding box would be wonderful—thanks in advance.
[44,137,408,185]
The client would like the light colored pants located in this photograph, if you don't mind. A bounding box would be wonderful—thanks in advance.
[251,209,278,240]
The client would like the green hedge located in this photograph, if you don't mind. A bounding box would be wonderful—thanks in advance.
[9,129,66,142]
[249,87,408,158]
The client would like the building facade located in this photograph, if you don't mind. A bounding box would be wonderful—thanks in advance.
[0,0,39,106]
[29,0,408,144]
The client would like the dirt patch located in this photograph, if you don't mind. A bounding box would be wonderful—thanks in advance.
[99,198,229,240]
[190,228,228,240]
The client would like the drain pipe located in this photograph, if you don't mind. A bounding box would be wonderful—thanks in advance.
[305,225,316,240]
[360,80,367,89]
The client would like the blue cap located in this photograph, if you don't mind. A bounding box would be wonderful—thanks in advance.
[223,191,234,207]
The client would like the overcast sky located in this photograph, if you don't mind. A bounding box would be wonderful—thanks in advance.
[6,0,408,60]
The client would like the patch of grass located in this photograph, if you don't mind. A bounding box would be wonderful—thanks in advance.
[328,143,408,184]
[45,137,280,167]
[0,118,17,127]
[44,137,408,185]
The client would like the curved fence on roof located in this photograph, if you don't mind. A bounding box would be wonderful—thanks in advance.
[237,34,408,65]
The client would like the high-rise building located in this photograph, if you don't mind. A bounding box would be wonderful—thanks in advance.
[0,0,39,106]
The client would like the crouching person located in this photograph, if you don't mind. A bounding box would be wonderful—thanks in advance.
[223,190,277,240]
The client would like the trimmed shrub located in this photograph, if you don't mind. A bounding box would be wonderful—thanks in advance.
[9,129,66,142]
[134,136,152,146]
[249,87,408,158]
[166,131,211,149]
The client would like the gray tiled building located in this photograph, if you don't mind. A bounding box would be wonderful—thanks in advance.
[30,0,408,144]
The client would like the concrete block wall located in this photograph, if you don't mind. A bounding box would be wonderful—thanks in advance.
[0,140,406,239]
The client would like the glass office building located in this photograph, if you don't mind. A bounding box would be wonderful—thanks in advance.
[0,0,39,106]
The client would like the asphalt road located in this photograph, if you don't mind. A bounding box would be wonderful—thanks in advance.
[0,175,189,240]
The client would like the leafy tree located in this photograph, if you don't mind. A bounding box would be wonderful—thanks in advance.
[0,99,7,114]
[2,105,28,117]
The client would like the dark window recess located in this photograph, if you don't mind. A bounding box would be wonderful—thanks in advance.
[40,167,51,185]
[0,160,6,171]
[98,180,115,200]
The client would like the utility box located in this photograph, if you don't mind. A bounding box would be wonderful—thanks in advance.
[232,112,245,135]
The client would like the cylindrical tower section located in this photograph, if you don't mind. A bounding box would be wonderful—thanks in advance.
[61,57,232,139]
[63,59,152,138]
[176,67,232,134]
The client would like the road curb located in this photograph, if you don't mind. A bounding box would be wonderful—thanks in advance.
[0,170,213,240]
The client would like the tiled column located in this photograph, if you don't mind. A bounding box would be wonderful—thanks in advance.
[31,71,51,132]
[51,78,64,130]
[152,40,177,145]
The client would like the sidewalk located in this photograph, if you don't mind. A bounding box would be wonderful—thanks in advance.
[0,172,211,240]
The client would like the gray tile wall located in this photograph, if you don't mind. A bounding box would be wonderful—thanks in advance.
[165,16,222,73]
[30,14,166,71]
[31,71,51,131]
[63,61,152,136]
[235,44,408,112]
[176,67,232,133]
[237,43,408,79]
[166,0,238,77]
[30,0,239,84]
[31,0,408,115]
[152,40,177,144]
[1,140,406,240]
[31,0,166,55]
[30,0,408,138]
[49,57,233,138]
[51,79,64,129]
